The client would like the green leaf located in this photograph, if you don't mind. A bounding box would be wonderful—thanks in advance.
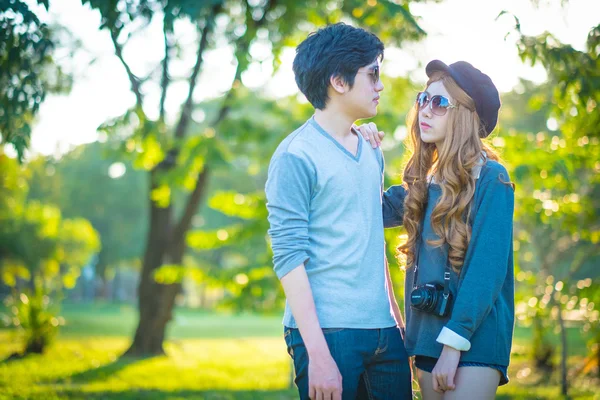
[208,191,267,220]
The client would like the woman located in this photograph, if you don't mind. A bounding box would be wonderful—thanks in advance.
[359,60,515,399]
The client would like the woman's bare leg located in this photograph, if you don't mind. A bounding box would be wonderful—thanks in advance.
[416,369,443,400]
[442,367,500,400]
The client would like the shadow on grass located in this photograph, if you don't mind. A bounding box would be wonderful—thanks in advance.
[55,354,156,384]
[0,351,39,364]
[48,388,589,400]
[55,389,297,400]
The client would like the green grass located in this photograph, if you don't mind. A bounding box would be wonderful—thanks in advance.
[0,302,598,399]
[0,334,295,399]
[511,321,592,357]
[56,302,284,338]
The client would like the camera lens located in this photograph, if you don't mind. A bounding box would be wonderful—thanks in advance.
[411,286,434,311]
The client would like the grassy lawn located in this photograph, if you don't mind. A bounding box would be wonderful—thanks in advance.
[0,302,598,399]
[55,302,284,339]
[0,334,295,399]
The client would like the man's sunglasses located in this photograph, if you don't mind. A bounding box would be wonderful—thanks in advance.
[416,91,456,116]
[357,65,380,85]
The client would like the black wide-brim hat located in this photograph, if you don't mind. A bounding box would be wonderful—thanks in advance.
[426,60,501,137]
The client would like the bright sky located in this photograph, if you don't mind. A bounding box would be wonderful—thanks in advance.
[23,0,600,157]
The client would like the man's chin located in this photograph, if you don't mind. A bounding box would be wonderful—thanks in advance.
[359,108,378,119]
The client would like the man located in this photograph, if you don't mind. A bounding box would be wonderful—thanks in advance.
[265,23,412,400]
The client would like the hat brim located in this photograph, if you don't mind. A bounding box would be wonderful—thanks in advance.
[425,60,450,78]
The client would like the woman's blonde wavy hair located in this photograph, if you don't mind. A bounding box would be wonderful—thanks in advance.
[398,71,500,272]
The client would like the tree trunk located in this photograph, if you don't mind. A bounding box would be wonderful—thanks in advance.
[557,304,568,397]
[597,339,600,380]
[95,252,109,300]
[125,168,209,356]
[97,274,109,300]
[125,169,174,356]
[112,266,120,303]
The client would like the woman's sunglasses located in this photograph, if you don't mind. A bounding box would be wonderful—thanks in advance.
[416,91,456,116]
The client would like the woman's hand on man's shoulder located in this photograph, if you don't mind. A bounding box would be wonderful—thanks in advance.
[354,122,384,149]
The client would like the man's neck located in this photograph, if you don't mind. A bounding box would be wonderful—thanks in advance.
[313,106,356,140]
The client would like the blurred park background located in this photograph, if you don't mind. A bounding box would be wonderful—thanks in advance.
[0,0,599,399]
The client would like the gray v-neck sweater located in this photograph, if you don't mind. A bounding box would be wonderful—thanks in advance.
[266,116,396,329]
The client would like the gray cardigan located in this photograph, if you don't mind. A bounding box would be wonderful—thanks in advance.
[383,160,515,366]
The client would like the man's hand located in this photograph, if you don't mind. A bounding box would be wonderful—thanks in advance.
[309,352,343,400]
[431,345,461,393]
[354,122,384,148]
[280,267,342,399]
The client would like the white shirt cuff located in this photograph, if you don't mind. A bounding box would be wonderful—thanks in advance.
[436,327,471,351]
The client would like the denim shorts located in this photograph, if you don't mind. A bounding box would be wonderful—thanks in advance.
[414,355,509,386]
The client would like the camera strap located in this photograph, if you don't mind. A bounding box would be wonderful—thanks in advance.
[411,184,452,299]
[411,235,452,299]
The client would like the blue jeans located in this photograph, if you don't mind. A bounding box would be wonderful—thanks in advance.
[284,327,413,399]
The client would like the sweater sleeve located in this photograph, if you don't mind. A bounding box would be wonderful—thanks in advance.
[383,185,407,228]
[265,151,313,279]
[443,168,515,342]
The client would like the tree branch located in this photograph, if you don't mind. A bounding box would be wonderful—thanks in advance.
[110,30,143,108]
[174,166,210,243]
[210,0,277,127]
[173,60,242,233]
[173,0,278,238]
[159,21,171,122]
[173,5,219,140]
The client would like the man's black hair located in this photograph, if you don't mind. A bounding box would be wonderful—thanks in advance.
[293,23,384,110]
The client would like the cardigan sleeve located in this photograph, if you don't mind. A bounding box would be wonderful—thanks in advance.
[442,165,515,342]
[383,185,407,228]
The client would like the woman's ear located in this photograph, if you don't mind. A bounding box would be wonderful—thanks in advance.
[330,74,347,94]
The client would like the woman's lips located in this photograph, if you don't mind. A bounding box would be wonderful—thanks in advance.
[420,122,431,129]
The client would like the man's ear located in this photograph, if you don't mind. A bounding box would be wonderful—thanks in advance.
[329,74,348,94]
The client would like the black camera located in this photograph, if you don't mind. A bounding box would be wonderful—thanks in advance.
[410,283,453,318]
